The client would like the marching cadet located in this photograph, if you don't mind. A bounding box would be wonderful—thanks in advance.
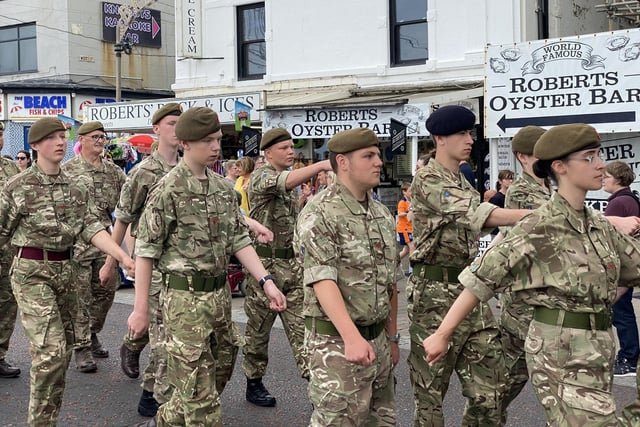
[128,107,286,427]
[296,128,402,425]
[63,121,126,373]
[0,117,134,426]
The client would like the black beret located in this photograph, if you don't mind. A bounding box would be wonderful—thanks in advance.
[426,105,476,136]
[175,107,221,141]
[28,117,67,144]
[328,128,379,154]
[260,128,292,150]
[152,103,183,125]
[511,126,546,155]
[77,121,105,135]
[534,124,601,161]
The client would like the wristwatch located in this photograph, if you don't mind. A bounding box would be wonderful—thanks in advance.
[258,274,274,288]
[388,333,400,343]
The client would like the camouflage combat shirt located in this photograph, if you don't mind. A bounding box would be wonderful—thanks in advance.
[63,155,126,260]
[0,162,105,250]
[248,164,297,248]
[410,158,496,268]
[135,160,251,276]
[460,192,640,314]
[295,181,403,325]
[115,150,174,237]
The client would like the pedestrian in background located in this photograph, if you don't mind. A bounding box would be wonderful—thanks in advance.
[234,156,255,214]
[128,107,286,427]
[296,128,401,425]
[15,149,31,171]
[423,123,640,426]
[63,121,127,374]
[243,128,331,406]
[0,122,21,379]
[603,160,640,377]
[488,169,515,208]
[396,181,414,275]
[408,105,529,426]
[0,117,134,426]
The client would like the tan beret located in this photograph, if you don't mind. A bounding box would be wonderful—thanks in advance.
[260,128,292,150]
[77,121,105,135]
[28,117,67,144]
[533,124,601,161]
[175,107,221,142]
[511,126,546,155]
[152,102,183,125]
[328,128,379,154]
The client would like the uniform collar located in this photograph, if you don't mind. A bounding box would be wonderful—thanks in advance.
[550,191,599,233]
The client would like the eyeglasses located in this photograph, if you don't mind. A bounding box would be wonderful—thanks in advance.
[16,156,27,160]
[89,134,107,141]
[567,152,603,165]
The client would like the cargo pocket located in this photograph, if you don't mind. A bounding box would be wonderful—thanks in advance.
[309,381,350,414]
[559,383,616,417]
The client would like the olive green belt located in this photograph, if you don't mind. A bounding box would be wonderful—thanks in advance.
[305,317,386,340]
[163,274,226,292]
[255,245,295,259]
[412,263,463,283]
[534,306,611,331]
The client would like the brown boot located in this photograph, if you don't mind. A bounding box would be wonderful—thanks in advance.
[75,347,97,373]
[120,343,142,378]
[91,333,109,358]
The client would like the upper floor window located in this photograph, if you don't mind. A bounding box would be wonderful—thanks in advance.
[237,3,265,80]
[390,0,427,66]
[0,23,37,75]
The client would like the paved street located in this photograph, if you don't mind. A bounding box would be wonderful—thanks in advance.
[0,278,638,426]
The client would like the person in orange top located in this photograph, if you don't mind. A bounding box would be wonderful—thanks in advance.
[397,182,415,274]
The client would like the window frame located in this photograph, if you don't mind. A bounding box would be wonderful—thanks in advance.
[389,0,428,67]
[0,22,37,75]
[237,2,266,81]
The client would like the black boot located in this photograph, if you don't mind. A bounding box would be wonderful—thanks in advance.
[138,389,159,417]
[91,333,109,358]
[120,343,142,378]
[0,359,20,378]
[246,377,276,407]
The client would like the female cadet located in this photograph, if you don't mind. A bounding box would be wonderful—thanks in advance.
[423,123,640,426]
[0,117,135,426]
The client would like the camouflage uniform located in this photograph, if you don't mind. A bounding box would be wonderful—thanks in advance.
[499,172,551,417]
[295,181,402,426]
[243,164,308,380]
[115,150,173,401]
[0,163,106,426]
[0,158,19,364]
[63,155,126,350]
[460,192,640,426]
[408,159,505,427]
[621,367,640,426]
[135,160,251,426]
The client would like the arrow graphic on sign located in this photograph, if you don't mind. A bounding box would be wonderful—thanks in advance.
[152,16,160,39]
[497,111,637,132]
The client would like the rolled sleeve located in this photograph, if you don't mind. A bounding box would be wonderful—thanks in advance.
[303,264,338,287]
[276,170,290,193]
[134,240,164,260]
[471,201,498,235]
[459,267,496,302]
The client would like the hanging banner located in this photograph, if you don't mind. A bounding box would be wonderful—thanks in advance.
[235,100,252,131]
[390,118,407,155]
[242,126,260,157]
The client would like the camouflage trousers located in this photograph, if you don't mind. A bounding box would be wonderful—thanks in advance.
[0,250,17,361]
[11,257,77,427]
[73,256,120,349]
[306,328,396,426]
[156,286,228,427]
[499,327,529,423]
[243,257,308,380]
[525,320,620,427]
[621,365,640,426]
[406,276,506,427]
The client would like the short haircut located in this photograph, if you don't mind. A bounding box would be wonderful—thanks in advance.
[606,160,636,187]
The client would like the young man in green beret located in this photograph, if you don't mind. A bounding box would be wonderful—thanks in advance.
[242,127,332,406]
[0,122,21,379]
[104,102,182,416]
[295,127,401,425]
[128,107,286,427]
[63,121,127,373]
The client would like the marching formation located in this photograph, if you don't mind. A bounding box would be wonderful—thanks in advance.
[2,104,640,427]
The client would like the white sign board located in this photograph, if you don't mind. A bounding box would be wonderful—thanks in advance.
[85,93,261,130]
[177,0,202,58]
[263,104,429,138]
[7,94,72,121]
[485,28,640,138]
